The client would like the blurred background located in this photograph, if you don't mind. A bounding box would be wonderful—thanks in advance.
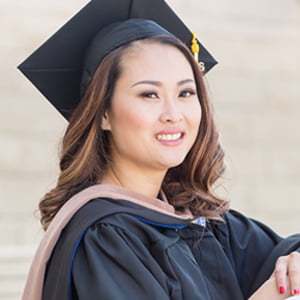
[0,0,299,298]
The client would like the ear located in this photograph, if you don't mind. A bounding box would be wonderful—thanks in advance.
[101,111,111,131]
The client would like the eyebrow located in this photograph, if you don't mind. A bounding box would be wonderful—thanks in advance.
[131,79,195,88]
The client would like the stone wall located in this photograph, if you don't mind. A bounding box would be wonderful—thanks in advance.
[0,0,299,298]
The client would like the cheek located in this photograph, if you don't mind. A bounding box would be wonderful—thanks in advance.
[114,105,153,131]
[186,102,202,128]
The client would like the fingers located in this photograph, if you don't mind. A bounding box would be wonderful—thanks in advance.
[274,255,288,294]
[274,252,300,296]
[287,252,300,295]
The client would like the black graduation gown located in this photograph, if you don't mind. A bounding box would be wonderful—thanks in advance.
[42,198,300,300]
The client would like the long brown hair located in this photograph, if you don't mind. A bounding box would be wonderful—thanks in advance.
[39,35,228,230]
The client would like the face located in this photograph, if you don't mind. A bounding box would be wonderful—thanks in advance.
[101,41,201,175]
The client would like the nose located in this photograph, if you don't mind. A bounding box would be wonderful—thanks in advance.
[159,101,183,123]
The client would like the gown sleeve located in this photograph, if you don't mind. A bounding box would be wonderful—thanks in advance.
[71,221,170,300]
[211,209,300,298]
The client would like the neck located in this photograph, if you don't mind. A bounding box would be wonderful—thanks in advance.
[101,165,166,199]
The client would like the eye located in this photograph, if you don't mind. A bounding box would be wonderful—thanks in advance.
[141,92,159,99]
[179,89,196,98]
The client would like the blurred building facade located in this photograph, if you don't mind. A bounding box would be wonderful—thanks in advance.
[0,0,300,298]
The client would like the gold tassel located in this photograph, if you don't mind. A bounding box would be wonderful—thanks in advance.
[191,32,205,72]
[191,32,199,62]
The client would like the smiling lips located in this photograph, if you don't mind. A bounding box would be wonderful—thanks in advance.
[155,131,184,146]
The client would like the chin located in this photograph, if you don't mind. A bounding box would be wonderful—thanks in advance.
[159,157,185,170]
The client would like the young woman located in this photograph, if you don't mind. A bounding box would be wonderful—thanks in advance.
[19,1,300,300]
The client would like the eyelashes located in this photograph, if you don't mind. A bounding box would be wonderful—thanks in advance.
[140,89,197,100]
[178,90,196,97]
[140,91,158,99]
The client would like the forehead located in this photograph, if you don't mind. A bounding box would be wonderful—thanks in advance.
[118,40,194,81]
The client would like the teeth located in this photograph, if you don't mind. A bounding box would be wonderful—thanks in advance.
[156,133,182,141]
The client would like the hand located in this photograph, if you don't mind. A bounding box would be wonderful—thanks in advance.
[272,252,300,296]
[248,277,287,300]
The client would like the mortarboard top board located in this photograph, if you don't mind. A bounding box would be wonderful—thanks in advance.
[18,0,217,120]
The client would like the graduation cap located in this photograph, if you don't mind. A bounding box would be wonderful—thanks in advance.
[18,0,217,120]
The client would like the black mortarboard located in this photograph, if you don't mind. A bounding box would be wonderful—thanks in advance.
[18,0,217,119]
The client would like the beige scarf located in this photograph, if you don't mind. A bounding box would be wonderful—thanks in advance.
[22,184,192,300]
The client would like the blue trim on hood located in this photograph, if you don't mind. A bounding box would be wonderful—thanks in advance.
[130,215,189,229]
